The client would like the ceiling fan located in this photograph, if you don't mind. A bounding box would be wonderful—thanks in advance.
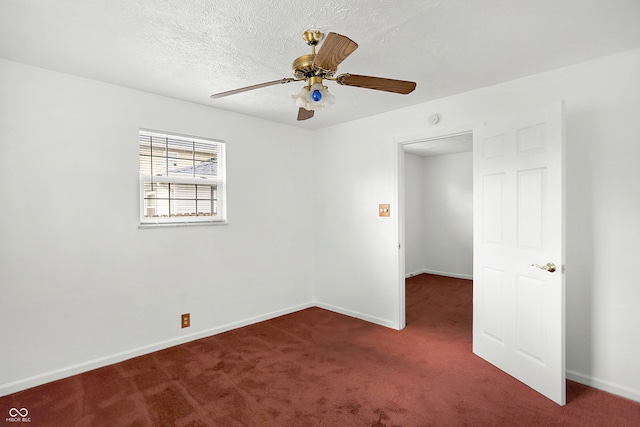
[210,30,417,121]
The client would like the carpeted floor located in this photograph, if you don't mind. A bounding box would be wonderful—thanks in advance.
[2,274,639,426]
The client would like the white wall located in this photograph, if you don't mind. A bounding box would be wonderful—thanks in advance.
[404,151,473,279]
[312,128,401,328]
[403,152,424,275]
[0,60,315,396]
[422,152,473,279]
[313,48,640,402]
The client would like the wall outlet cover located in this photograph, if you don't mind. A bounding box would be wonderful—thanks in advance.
[181,313,190,328]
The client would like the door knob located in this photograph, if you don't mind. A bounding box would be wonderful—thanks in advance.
[532,262,556,273]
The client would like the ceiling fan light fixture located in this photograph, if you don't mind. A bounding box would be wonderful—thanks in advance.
[292,83,334,111]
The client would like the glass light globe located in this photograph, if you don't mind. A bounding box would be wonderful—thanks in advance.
[292,83,334,111]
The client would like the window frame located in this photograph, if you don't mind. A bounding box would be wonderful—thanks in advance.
[138,129,227,227]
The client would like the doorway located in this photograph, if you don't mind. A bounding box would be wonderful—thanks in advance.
[403,133,473,280]
[397,128,474,330]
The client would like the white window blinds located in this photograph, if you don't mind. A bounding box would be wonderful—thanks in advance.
[139,130,226,224]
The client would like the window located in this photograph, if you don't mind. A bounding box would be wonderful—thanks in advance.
[139,129,226,225]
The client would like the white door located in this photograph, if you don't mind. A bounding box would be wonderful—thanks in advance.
[472,102,565,405]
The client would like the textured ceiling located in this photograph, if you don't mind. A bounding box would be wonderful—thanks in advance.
[1,0,640,129]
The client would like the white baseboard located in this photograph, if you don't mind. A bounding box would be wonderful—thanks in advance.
[566,369,640,403]
[0,302,314,398]
[8,304,638,406]
[405,268,427,278]
[405,268,473,281]
[314,301,397,330]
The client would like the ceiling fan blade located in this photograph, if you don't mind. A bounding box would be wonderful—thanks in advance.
[336,74,416,94]
[210,78,297,99]
[297,107,314,121]
[313,32,358,72]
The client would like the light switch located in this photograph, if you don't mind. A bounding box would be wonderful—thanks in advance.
[379,204,390,217]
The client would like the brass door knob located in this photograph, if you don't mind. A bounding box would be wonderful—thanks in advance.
[532,262,556,273]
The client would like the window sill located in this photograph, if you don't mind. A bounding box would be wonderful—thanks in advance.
[139,220,228,229]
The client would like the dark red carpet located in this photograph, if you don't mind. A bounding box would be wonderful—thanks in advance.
[2,274,639,426]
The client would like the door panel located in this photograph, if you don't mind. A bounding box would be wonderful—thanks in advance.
[473,102,565,405]
[482,267,506,343]
[482,174,505,244]
[517,168,545,249]
[516,274,545,362]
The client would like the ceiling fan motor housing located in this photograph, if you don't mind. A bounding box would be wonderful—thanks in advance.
[292,54,336,80]
[292,54,315,79]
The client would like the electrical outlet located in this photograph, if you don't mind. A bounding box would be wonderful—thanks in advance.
[181,313,190,328]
